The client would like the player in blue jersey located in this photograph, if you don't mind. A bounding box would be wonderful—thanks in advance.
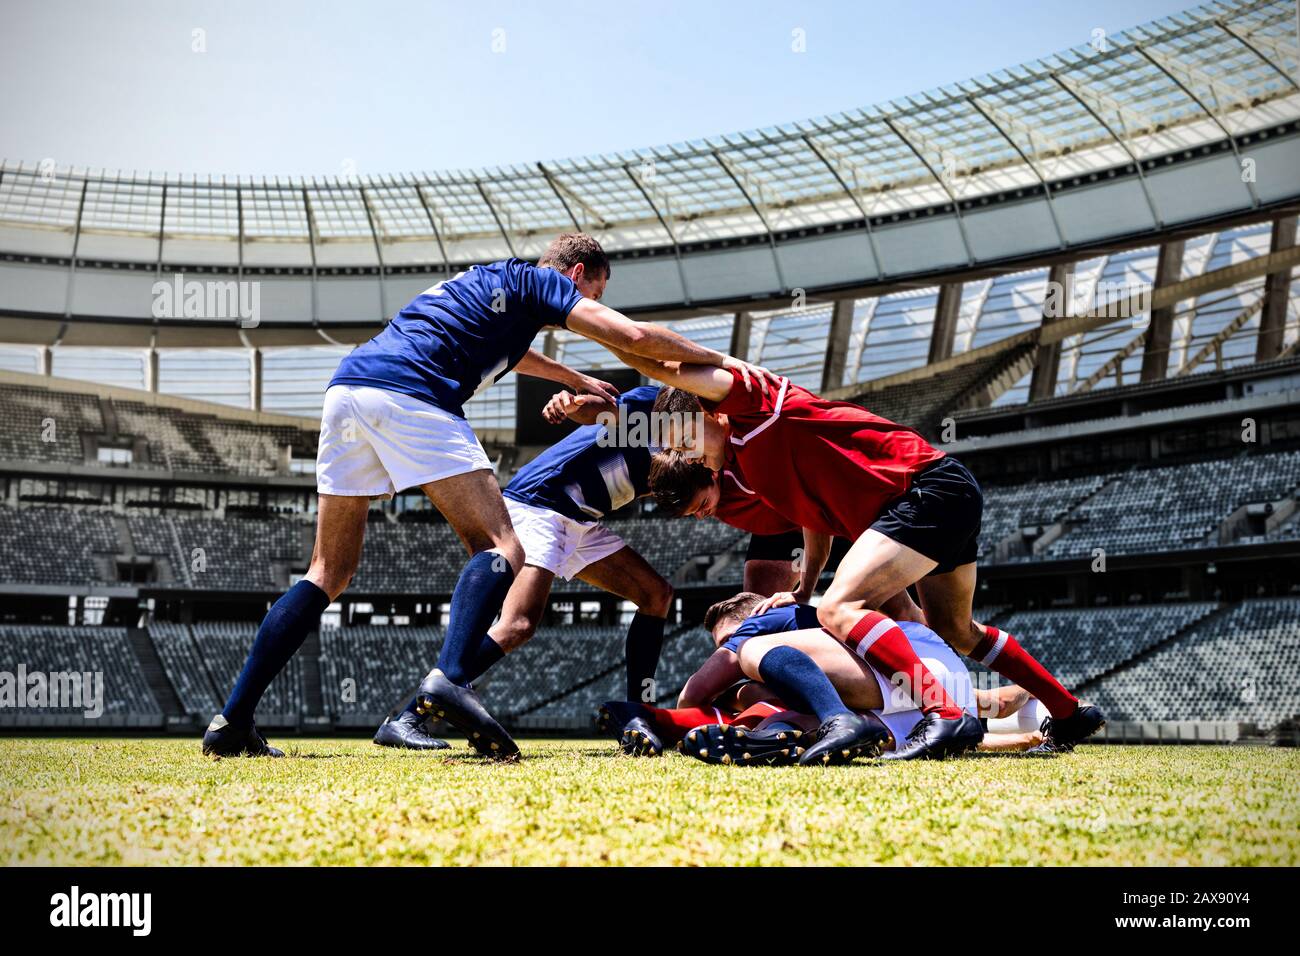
[374,383,676,749]
[202,233,779,759]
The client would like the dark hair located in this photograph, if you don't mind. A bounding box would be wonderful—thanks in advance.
[537,233,611,279]
[649,451,714,516]
[703,592,764,635]
[651,386,703,418]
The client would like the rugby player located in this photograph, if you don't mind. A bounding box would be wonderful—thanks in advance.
[372,384,674,751]
[202,233,778,758]
[599,593,1049,762]
[610,350,1103,759]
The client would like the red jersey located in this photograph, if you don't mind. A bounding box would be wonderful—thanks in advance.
[714,469,799,535]
[705,370,944,540]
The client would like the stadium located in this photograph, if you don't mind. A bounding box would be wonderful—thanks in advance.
[1,0,1299,874]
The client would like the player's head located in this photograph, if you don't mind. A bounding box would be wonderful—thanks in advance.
[538,232,611,301]
[703,591,764,647]
[649,451,720,518]
[651,386,727,468]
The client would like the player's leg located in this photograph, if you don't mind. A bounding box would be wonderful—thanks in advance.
[917,562,1104,751]
[731,630,890,764]
[575,544,674,703]
[204,493,369,757]
[405,469,525,758]
[817,530,983,760]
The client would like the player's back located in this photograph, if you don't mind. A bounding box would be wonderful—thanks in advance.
[506,385,662,522]
[330,258,580,418]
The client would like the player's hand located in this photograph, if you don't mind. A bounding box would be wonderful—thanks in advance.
[753,591,798,615]
[574,373,620,404]
[722,356,783,397]
[542,390,607,425]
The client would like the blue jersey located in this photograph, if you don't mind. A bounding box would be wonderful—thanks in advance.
[722,603,822,654]
[329,259,582,417]
[505,385,661,523]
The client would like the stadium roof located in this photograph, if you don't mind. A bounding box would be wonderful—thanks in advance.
[2,0,1296,269]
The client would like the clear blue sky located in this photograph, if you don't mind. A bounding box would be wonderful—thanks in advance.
[1,0,1198,178]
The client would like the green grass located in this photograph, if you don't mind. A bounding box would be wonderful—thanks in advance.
[2,737,1297,866]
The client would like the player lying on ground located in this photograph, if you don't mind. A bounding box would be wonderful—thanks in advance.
[598,592,1049,763]
[614,348,1102,759]
[203,232,778,759]
[373,384,676,749]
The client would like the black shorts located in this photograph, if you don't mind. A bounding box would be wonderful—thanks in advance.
[745,529,804,562]
[869,455,982,575]
[745,531,853,569]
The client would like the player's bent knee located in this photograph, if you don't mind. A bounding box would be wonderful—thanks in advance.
[496,615,537,652]
[639,578,673,617]
[736,636,777,680]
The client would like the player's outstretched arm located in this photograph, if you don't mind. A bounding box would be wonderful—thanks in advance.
[566,298,779,396]
[540,390,616,426]
[603,345,737,403]
[515,348,619,404]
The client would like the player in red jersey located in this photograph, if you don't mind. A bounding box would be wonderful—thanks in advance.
[609,349,1103,760]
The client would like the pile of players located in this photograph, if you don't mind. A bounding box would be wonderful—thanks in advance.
[201,232,1102,765]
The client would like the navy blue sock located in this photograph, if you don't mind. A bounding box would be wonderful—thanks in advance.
[436,551,514,686]
[757,645,853,724]
[223,580,330,726]
[625,613,666,703]
[462,632,506,685]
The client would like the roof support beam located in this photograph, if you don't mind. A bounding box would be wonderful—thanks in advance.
[967,96,1069,248]
[409,176,452,278]
[475,181,518,258]
[358,185,389,320]
[712,150,787,292]
[1136,47,1260,208]
[1052,73,1163,228]
[801,133,884,278]
[1029,261,1075,401]
[1215,20,1300,91]
[880,116,976,266]
[1257,215,1298,362]
[729,310,752,362]
[625,163,691,305]
[821,299,856,392]
[535,163,584,231]
[1139,239,1186,383]
[301,187,320,325]
[928,282,962,365]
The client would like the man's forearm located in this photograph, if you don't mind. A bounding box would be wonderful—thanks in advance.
[624,322,727,366]
[795,529,832,600]
[515,348,581,386]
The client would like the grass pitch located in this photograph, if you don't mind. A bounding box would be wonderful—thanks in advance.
[2,737,1297,866]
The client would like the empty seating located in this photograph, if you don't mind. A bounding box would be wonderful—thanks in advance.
[1089,598,1300,730]
[992,604,1218,689]
[1043,451,1300,559]
[0,625,158,715]
[979,474,1109,560]
[150,622,223,717]
[0,384,101,464]
[318,625,441,717]
[0,505,120,585]
[192,621,305,717]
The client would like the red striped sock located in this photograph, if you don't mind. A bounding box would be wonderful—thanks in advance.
[972,625,1078,720]
[733,701,792,728]
[644,704,733,742]
[847,611,964,719]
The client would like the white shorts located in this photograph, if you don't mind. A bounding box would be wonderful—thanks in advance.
[859,630,979,745]
[505,498,627,580]
[316,384,491,498]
